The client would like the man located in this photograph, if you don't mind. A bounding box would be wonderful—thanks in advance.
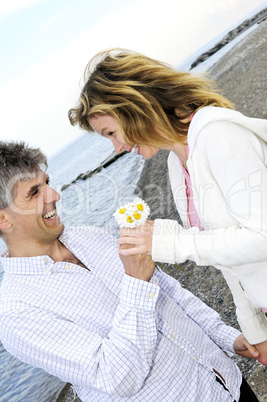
[0,141,260,401]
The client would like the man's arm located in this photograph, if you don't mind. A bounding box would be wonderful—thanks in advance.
[0,239,158,398]
[152,268,244,354]
[154,268,267,365]
[1,273,159,398]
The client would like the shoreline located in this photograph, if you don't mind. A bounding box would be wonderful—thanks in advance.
[190,6,267,69]
[57,16,267,402]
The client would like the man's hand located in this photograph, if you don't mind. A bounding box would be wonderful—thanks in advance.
[233,334,260,359]
[234,335,267,366]
[118,221,154,256]
[119,241,155,282]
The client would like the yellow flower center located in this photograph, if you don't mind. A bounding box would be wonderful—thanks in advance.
[137,204,144,211]
[119,208,126,214]
[133,211,141,220]
[127,216,134,223]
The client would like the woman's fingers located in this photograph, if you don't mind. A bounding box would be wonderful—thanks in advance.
[118,221,154,255]
[118,236,141,245]
[119,244,148,256]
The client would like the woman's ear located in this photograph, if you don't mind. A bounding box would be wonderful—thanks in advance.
[0,212,12,231]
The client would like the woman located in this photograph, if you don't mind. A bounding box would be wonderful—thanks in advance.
[68,48,267,363]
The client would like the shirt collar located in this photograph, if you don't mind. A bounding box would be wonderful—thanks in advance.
[0,231,69,275]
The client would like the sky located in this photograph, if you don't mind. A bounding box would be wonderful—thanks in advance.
[0,0,266,158]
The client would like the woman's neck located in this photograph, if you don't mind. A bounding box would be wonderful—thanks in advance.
[171,142,188,165]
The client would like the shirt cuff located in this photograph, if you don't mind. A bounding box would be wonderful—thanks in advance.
[223,327,242,356]
[120,274,160,310]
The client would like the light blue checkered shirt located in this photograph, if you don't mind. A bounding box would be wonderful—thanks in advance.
[0,226,242,401]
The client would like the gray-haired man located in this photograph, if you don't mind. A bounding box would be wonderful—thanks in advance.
[0,141,260,401]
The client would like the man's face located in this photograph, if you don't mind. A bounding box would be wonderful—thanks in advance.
[6,170,64,244]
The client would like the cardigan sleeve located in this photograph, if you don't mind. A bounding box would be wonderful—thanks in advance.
[222,268,267,344]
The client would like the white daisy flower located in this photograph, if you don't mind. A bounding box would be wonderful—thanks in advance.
[113,197,150,228]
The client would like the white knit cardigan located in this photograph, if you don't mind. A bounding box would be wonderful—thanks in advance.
[152,106,267,344]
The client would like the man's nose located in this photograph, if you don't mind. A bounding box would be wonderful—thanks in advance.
[44,185,60,203]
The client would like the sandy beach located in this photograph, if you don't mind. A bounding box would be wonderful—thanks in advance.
[58,17,267,402]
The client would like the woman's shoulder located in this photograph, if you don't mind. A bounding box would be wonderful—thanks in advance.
[190,106,267,141]
[190,106,240,136]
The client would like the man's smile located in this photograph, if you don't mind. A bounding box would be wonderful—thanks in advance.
[43,208,58,220]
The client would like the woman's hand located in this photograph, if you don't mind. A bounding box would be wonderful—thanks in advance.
[118,221,154,256]
[255,340,267,366]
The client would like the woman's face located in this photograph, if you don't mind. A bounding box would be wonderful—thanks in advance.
[89,114,160,159]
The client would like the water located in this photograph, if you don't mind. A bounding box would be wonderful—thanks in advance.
[0,133,144,401]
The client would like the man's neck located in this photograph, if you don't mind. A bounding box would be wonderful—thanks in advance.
[6,237,64,260]
[6,237,89,270]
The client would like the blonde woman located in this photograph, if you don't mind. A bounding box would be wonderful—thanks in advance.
[69,49,267,365]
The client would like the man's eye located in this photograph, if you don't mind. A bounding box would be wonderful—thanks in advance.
[108,132,114,136]
[32,189,40,196]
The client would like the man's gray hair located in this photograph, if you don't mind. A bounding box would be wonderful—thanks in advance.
[0,141,48,209]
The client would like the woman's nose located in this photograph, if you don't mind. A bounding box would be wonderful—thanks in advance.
[113,139,125,154]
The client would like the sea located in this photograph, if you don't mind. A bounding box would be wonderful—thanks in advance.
[0,4,266,400]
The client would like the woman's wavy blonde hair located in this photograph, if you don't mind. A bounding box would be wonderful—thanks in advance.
[68,48,234,147]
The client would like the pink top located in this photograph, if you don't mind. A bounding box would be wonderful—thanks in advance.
[179,145,204,230]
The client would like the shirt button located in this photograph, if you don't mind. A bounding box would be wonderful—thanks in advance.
[65,264,70,270]
[43,257,48,263]
[194,355,199,361]
[148,293,155,299]
[171,333,176,340]
[45,268,51,275]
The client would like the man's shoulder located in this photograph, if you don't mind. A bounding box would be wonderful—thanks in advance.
[63,225,105,236]
[60,225,117,248]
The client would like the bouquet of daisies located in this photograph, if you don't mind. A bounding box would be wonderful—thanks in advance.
[113,197,150,228]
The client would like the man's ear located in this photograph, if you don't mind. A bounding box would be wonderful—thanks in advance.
[0,211,12,231]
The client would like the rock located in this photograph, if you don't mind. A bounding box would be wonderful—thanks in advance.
[190,7,267,69]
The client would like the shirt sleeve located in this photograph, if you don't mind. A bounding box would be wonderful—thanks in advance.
[1,274,160,398]
[154,269,240,355]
